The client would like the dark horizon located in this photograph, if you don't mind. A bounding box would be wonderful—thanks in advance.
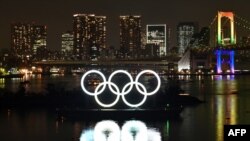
[1,0,250,51]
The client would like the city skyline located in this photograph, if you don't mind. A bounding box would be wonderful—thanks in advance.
[1,0,250,51]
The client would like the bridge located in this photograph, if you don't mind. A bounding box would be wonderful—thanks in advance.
[179,11,250,74]
[32,60,178,74]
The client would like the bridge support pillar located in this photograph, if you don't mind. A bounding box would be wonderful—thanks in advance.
[216,50,222,74]
[215,49,235,74]
[230,51,235,74]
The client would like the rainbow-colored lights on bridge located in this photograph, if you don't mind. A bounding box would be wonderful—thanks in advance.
[217,11,236,45]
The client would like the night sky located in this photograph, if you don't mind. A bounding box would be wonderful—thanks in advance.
[1,0,250,50]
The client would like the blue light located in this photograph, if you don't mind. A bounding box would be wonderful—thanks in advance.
[215,49,235,74]
[230,51,235,74]
[216,50,222,74]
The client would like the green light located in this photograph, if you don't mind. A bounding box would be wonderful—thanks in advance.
[163,120,170,138]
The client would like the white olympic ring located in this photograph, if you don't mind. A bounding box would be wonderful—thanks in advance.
[80,69,161,108]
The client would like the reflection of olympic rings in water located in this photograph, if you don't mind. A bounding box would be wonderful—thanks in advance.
[80,70,161,107]
[94,120,120,141]
[80,120,161,141]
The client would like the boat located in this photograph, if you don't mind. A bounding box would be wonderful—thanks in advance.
[49,67,64,74]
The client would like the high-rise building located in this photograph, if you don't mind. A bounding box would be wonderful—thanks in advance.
[141,28,147,50]
[33,25,47,55]
[73,14,106,60]
[11,23,33,60]
[11,23,47,62]
[61,31,73,60]
[177,22,198,54]
[198,27,210,46]
[166,26,171,54]
[147,24,169,56]
[189,27,210,47]
[120,15,141,58]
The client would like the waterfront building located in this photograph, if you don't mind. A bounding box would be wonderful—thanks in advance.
[73,14,106,60]
[120,15,141,59]
[33,25,47,55]
[11,23,47,62]
[61,31,73,60]
[147,24,170,56]
[177,22,198,55]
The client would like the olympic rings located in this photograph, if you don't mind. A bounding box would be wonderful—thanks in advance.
[94,82,120,107]
[80,69,161,108]
[81,70,106,96]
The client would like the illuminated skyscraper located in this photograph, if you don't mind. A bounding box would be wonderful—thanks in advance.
[61,31,73,60]
[33,25,47,55]
[147,24,169,56]
[73,14,106,60]
[11,23,47,62]
[177,22,198,54]
[120,15,141,58]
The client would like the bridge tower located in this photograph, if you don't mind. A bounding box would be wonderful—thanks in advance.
[216,11,236,74]
[217,11,236,45]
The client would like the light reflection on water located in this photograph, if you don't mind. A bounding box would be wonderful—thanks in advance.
[213,76,238,141]
[80,130,94,141]
[214,94,237,141]
[0,78,5,89]
[80,120,161,141]
[94,120,120,141]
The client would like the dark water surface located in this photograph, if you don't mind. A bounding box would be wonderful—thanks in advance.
[0,74,250,141]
